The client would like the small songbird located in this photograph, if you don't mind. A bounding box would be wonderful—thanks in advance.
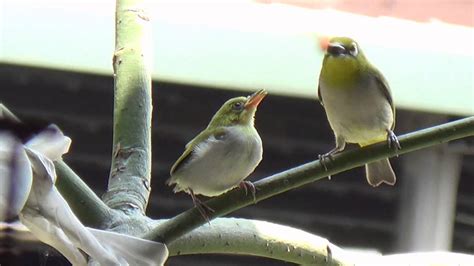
[166,89,267,218]
[318,36,400,186]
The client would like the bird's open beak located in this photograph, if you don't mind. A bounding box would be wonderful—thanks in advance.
[245,89,267,109]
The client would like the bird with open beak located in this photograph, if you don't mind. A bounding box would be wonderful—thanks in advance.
[166,89,267,219]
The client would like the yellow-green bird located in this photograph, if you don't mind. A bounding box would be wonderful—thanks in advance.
[318,36,400,186]
[166,89,267,218]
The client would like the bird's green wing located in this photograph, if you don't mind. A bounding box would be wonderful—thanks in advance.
[317,84,324,106]
[370,66,396,130]
[169,127,227,176]
[317,73,325,106]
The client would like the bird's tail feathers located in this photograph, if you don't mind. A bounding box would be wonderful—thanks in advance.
[365,159,396,187]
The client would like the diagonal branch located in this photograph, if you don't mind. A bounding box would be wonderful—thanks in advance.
[102,0,153,214]
[145,116,474,244]
[55,161,113,228]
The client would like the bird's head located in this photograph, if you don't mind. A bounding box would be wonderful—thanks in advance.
[208,89,267,128]
[319,36,369,86]
[321,37,362,58]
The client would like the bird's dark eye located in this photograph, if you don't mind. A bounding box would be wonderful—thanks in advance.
[349,43,358,56]
[232,102,244,111]
[327,44,346,56]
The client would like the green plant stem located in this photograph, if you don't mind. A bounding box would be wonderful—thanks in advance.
[55,161,113,228]
[166,218,350,265]
[145,116,474,244]
[102,0,153,214]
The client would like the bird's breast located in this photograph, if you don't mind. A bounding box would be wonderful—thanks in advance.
[319,77,394,145]
[172,126,263,196]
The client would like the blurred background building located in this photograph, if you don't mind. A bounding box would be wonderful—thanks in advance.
[1,0,473,265]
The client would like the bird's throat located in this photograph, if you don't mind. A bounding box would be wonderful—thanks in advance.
[321,57,362,89]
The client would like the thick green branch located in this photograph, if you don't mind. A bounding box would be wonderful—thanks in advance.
[145,116,474,244]
[166,218,351,265]
[55,161,113,228]
[102,0,153,214]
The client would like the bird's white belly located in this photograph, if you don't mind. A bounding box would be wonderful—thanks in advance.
[320,80,393,145]
[174,126,262,197]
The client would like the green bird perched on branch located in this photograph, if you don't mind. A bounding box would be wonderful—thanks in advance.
[318,36,400,186]
[167,89,267,219]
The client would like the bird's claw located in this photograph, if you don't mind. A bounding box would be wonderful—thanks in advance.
[318,152,334,171]
[387,129,401,150]
[240,181,257,203]
[190,190,214,224]
[197,202,215,224]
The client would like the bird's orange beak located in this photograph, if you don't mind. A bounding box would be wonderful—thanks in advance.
[319,36,330,52]
[245,89,267,109]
